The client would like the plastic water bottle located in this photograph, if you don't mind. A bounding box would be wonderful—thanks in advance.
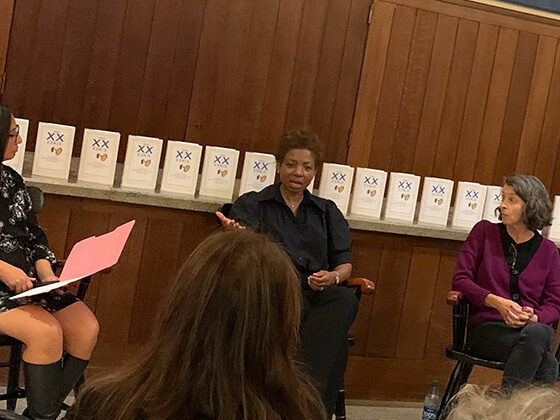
[421,380,440,420]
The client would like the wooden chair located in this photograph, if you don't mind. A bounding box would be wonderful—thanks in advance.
[0,186,95,411]
[437,291,560,419]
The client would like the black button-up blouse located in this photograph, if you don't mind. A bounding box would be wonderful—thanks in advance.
[229,183,352,284]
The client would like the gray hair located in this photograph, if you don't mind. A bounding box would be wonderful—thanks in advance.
[496,175,552,231]
[447,384,560,420]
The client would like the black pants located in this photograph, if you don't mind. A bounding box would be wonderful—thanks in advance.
[300,287,359,415]
[467,321,558,389]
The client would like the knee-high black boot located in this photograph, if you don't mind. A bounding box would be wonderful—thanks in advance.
[23,360,62,420]
[59,354,89,403]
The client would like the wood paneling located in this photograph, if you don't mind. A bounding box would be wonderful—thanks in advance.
[3,0,369,166]
[0,0,14,94]
[350,0,560,194]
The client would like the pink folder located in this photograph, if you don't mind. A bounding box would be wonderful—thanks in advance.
[11,220,135,299]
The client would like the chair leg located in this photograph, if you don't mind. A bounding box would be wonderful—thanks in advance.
[7,344,22,411]
[436,362,473,420]
[334,388,346,419]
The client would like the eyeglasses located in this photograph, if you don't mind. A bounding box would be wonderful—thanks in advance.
[8,125,19,139]
[506,242,518,275]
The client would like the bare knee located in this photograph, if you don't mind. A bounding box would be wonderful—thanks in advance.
[60,309,99,355]
[24,319,63,358]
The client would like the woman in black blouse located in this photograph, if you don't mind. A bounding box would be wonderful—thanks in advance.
[0,105,99,420]
[216,130,358,416]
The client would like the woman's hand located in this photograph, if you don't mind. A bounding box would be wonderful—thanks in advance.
[522,306,539,323]
[1,265,34,293]
[215,211,246,231]
[308,270,336,291]
[484,294,531,327]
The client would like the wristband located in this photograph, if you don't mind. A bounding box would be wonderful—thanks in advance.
[334,271,340,285]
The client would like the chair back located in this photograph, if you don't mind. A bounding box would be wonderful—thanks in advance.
[26,186,44,214]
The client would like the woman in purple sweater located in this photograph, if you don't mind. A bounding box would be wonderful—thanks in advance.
[452,174,560,389]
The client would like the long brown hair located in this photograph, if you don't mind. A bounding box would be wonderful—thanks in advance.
[72,230,325,420]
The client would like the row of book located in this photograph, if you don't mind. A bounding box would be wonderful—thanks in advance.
[8,119,560,237]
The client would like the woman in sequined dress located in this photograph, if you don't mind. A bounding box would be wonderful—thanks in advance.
[0,104,99,420]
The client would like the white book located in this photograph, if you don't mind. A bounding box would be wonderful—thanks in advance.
[483,185,502,223]
[160,141,202,197]
[121,135,163,191]
[238,152,276,196]
[77,129,121,187]
[451,182,487,230]
[32,122,76,180]
[3,118,29,174]
[545,196,560,242]
[417,177,454,227]
[384,172,421,223]
[308,176,315,193]
[348,168,387,219]
[199,146,240,201]
[318,163,354,215]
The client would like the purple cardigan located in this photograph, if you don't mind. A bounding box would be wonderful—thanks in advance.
[452,220,560,326]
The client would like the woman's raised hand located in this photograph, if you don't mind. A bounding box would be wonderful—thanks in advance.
[215,211,246,231]
[1,264,34,293]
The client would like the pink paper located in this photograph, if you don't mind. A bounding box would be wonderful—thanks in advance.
[59,220,135,281]
[10,220,135,300]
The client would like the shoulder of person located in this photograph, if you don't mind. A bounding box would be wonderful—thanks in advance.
[539,235,560,256]
[1,164,24,184]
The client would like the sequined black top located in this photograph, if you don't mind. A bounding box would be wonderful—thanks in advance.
[0,164,56,279]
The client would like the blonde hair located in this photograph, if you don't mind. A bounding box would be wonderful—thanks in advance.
[447,384,560,420]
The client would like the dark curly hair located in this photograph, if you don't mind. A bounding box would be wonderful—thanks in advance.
[497,175,553,231]
[276,130,322,168]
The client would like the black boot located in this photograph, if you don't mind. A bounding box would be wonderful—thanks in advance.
[59,354,89,404]
[23,359,62,420]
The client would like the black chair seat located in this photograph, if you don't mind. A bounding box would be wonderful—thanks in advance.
[445,348,506,371]
[0,336,21,347]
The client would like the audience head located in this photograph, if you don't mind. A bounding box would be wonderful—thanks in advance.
[447,384,560,420]
[74,230,325,420]
[0,104,21,162]
[276,130,322,193]
[498,175,552,231]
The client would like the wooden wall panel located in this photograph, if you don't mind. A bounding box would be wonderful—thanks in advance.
[412,15,458,176]
[453,24,498,181]
[395,247,440,360]
[368,5,416,171]
[129,217,183,343]
[473,27,518,184]
[390,10,437,173]
[4,0,369,166]
[536,41,560,189]
[350,0,560,194]
[432,19,478,179]
[0,0,14,93]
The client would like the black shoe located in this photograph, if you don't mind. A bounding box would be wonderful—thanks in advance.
[23,360,62,420]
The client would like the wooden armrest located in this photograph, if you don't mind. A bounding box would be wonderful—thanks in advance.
[447,291,464,306]
[344,278,375,295]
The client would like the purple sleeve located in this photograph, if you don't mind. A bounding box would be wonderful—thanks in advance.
[452,221,492,307]
[534,244,560,325]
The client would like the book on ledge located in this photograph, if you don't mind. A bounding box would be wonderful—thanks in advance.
[10,220,135,300]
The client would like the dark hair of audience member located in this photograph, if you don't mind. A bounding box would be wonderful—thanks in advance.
[71,230,325,420]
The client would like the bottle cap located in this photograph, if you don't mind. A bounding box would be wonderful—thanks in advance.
[432,380,439,386]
